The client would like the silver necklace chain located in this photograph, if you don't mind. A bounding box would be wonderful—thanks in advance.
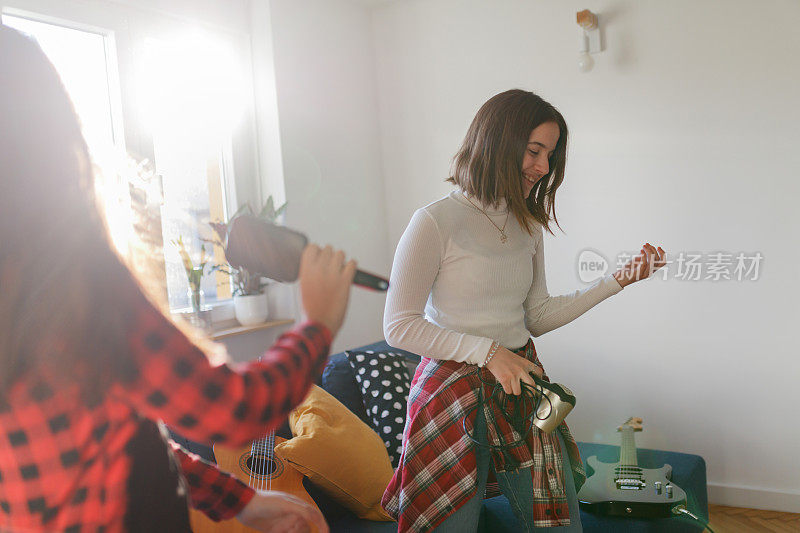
[463,193,510,243]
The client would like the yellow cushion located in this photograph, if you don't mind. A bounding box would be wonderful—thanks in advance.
[274,384,395,522]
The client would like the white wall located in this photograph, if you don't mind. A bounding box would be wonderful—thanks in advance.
[105,0,250,31]
[264,0,391,353]
[370,0,800,512]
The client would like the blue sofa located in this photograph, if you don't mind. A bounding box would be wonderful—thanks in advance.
[315,341,709,533]
[171,340,709,532]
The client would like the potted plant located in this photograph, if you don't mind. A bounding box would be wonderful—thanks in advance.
[208,196,287,326]
[172,235,210,327]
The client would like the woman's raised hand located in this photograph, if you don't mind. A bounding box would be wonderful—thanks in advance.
[485,346,544,396]
[298,244,357,338]
[613,242,667,288]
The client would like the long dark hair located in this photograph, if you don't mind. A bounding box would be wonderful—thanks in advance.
[0,26,199,405]
[447,89,568,236]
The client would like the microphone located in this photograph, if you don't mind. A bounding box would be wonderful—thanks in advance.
[225,215,389,292]
[353,270,389,292]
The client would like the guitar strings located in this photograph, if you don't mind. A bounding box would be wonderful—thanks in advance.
[256,439,260,491]
[260,437,264,491]
[264,430,271,489]
[264,435,272,490]
[270,432,274,491]
[260,438,265,491]
[269,432,273,492]
[253,356,268,492]
[248,440,255,489]
[261,436,267,491]
[246,429,279,492]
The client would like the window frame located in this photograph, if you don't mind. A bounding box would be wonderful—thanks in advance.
[1,0,263,321]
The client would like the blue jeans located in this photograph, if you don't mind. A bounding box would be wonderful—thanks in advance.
[433,407,583,532]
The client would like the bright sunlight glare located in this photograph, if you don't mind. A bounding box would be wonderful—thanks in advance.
[137,31,246,149]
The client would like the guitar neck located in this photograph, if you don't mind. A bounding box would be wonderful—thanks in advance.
[619,427,638,466]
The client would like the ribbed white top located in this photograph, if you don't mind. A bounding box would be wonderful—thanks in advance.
[383,190,624,366]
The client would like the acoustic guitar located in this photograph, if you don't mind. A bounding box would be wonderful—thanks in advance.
[577,417,687,518]
[189,430,320,533]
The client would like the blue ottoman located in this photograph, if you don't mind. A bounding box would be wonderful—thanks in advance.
[481,442,708,532]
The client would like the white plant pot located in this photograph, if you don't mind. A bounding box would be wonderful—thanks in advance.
[233,292,269,326]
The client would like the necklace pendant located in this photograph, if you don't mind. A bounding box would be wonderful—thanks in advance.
[500,233,508,244]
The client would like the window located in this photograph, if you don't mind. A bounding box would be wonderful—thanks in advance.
[138,33,246,309]
[2,14,121,157]
[2,5,260,314]
[1,12,137,255]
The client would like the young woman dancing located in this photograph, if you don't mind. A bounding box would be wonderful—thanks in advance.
[382,89,666,532]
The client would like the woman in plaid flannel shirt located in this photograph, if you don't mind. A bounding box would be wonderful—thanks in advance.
[382,90,666,532]
[0,26,357,532]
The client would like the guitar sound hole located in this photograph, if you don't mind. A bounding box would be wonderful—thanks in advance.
[247,455,277,477]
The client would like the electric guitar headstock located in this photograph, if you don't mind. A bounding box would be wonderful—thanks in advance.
[617,416,643,432]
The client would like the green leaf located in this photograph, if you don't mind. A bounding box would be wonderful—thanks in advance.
[210,265,233,276]
[262,196,275,218]
[230,203,251,221]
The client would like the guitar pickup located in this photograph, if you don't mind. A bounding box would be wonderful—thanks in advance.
[616,478,646,490]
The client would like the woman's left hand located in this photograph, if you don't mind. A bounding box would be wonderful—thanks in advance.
[236,490,329,533]
[613,243,666,288]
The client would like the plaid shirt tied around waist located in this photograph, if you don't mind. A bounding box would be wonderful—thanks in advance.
[381,339,585,532]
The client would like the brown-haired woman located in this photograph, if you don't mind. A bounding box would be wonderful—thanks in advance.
[0,25,354,532]
[381,89,666,532]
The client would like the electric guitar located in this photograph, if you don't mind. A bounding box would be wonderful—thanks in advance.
[577,417,687,518]
[189,430,320,533]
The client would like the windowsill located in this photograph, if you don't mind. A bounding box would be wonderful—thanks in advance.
[171,299,238,333]
[210,318,294,340]
[171,287,298,340]
[172,299,234,321]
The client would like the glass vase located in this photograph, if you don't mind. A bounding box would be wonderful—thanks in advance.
[187,286,208,328]
[188,286,204,313]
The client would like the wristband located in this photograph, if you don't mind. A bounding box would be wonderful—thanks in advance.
[483,341,499,367]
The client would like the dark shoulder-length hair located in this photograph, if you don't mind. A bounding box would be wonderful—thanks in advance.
[447,89,568,236]
[0,26,212,406]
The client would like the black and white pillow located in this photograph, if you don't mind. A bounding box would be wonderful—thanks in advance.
[345,349,411,468]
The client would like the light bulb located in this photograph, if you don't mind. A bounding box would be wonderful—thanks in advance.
[577,29,594,73]
[578,52,594,72]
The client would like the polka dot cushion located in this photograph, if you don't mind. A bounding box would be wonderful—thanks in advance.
[345,349,411,468]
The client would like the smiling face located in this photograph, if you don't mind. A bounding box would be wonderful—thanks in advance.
[522,121,560,199]
[448,89,569,237]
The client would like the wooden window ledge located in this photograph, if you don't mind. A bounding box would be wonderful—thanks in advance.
[210,319,294,340]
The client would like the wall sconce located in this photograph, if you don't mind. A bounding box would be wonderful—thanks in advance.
[577,9,601,73]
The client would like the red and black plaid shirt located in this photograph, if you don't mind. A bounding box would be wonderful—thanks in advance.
[169,440,255,522]
[0,295,331,532]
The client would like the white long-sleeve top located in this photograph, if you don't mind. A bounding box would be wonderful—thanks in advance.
[383,189,624,366]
